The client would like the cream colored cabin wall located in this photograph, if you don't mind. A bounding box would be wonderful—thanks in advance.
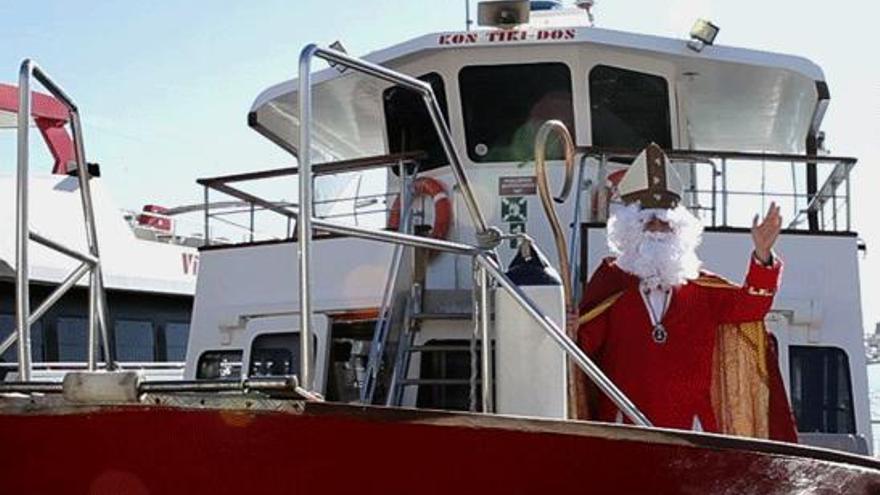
[385,45,687,291]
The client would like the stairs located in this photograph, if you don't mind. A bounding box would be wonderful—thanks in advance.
[386,289,477,407]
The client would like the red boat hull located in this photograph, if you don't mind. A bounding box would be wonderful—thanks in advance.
[1,400,878,494]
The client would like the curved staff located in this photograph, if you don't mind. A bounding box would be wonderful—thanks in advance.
[533,120,583,418]
[534,119,575,301]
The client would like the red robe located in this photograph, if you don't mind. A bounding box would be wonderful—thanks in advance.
[577,256,798,442]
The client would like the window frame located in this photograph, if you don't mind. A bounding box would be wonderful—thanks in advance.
[458,61,577,164]
[587,63,673,150]
[788,345,856,434]
[383,71,450,173]
[113,318,158,363]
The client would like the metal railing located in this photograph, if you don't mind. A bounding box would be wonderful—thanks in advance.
[287,45,650,425]
[297,44,501,390]
[581,146,858,233]
[196,153,424,244]
[2,60,115,381]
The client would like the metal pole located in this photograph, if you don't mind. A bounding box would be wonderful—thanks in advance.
[832,188,838,231]
[470,264,479,412]
[298,44,319,390]
[87,272,98,370]
[710,161,717,227]
[476,254,652,426]
[70,108,113,369]
[203,185,210,245]
[30,232,98,265]
[478,264,493,413]
[312,47,489,236]
[94,265,114,370]
[721,158,728,226]
[846,174,851,231]
[595,154,608,221]
[0,262,91,357]
[568,155,588,307]
[312,218,476,255]
[16,60,34,381]
[249,202,255,242]
[422,91,489,235]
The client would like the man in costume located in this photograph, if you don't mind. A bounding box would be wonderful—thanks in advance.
[577,143,798,442]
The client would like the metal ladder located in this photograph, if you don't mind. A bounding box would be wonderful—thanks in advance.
[385,288,477,407]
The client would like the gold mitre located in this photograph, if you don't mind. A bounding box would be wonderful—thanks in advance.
[617,143,683,209]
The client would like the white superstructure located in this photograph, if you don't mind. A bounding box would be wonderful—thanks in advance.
[184,3,871,455]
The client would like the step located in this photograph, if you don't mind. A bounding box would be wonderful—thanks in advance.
[421,289,473,315]
[412,312,472,321]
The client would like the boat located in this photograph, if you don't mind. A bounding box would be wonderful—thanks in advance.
[2,1,879,491]
[0,82,197,380]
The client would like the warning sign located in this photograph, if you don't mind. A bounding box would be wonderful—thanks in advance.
[499,176,537,196]
[501,196,527,223]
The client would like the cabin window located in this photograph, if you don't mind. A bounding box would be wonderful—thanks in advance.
[384,72,450,172]
[162,322,190,362]
[416,339,493,411]
[115,320,156,362]
[0,314,45,362]
[789,346,856,434]
[588,65,672,149]
[459,63,575,163]
[197,350,243,379]
[56,316,89,362]
[248,333,316,377]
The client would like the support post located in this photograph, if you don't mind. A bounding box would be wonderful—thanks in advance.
[478,264,493,413]
[297,45,319,390]
[15,61,33,381]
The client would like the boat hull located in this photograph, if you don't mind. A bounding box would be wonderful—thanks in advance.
[1,398,878,494]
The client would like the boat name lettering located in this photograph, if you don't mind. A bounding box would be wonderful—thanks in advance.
[182,253,200,276]
[438,28,576,46]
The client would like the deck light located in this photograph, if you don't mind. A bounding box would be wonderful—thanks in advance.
[477,0,530,29]
[687,19,719,52]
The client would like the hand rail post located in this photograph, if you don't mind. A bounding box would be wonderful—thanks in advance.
[568,155,588,307]
[68,84,114,371]
[16,59,116,377]
[16,60,34,381]
[297,44,319,390]
[721,158,728,226]
[477,263,493,413]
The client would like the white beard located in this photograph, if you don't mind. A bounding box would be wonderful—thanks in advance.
[607,204,704,289]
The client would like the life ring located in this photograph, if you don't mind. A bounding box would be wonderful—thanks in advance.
[387,177,452,240]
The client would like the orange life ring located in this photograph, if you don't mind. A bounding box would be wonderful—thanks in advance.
[388,177,452,240]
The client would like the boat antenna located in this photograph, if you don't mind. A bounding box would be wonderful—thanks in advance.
[466,0,473,31]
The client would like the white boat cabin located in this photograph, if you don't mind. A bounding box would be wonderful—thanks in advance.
[184,8,870,455]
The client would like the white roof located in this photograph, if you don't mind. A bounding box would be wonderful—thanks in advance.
[250,25,827,157]
[0,175,197,295]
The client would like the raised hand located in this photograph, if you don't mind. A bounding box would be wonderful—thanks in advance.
[752,202,782,264]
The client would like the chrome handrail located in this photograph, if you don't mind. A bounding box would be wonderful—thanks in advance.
[475,253,651,426]
[296,43,496,389]
[13,60,114,380]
